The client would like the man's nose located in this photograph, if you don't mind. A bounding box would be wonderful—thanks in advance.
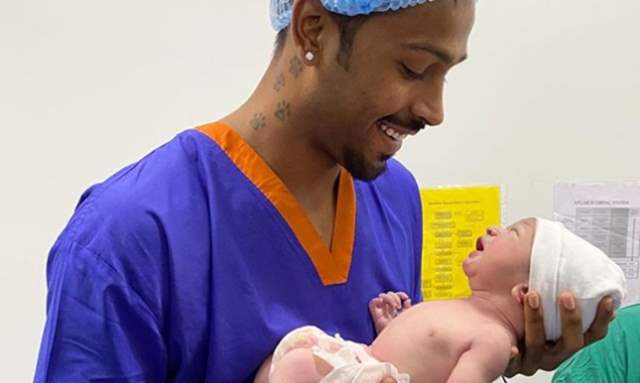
[410,83,444,127]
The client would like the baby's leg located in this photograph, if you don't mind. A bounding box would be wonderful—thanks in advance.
[270,348,333,383]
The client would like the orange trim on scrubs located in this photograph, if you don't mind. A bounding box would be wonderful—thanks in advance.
[197,122,356,286]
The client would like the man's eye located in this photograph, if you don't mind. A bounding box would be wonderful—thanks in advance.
[400,64,425,80]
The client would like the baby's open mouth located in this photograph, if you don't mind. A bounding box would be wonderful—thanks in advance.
[475,235,494,252]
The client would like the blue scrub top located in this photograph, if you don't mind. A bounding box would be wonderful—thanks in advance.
[34,122,423,382]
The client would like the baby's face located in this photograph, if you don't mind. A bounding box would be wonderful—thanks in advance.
[463,218,536,291]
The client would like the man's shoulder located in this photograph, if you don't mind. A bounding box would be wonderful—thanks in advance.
[46,129,225,315]
[64,129,219,252]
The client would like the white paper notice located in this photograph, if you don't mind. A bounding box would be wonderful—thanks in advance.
[554,182,640,306]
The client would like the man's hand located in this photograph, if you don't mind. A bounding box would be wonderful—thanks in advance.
[369,291,412,334]
[504,291,615,377]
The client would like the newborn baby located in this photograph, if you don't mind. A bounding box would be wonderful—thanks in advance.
[261,217,626,383]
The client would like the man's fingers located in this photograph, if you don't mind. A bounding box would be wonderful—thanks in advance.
[546,292,585,369]
[521,291,545,375]
[379,377,397,383]
[402,298,412,310]
[515,292,614,377]
[584,296,614,345]
[524,291,545,346]
[558,292,584,358]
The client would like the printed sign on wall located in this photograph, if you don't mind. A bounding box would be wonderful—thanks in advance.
[420,186,501,300]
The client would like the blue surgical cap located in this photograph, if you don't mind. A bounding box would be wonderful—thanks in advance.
[270,0,433,31]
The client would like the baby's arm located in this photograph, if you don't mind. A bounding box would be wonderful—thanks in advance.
[446,330,513,383]
[369,291,412,334]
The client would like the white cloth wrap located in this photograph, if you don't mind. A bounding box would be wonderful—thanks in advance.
[529,218,627,341]
[270,325,410,383]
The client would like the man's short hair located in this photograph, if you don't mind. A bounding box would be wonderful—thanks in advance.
[273,12,370,69]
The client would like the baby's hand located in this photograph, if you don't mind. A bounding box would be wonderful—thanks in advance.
[369,291,412,334]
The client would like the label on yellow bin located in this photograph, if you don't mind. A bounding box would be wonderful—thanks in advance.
[420,186,501,300]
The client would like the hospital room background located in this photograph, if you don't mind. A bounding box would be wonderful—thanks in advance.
[1,0,639,381]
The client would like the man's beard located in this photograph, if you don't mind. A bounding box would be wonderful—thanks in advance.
[342,146,389,181]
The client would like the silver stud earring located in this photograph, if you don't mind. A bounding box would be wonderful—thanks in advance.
[305,51,315,62]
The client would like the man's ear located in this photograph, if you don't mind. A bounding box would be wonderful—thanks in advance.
[511,283,529,304]
[290,0,330,60]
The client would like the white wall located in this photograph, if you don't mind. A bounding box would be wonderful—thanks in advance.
[400,1,640,228]
[1,1,638,381]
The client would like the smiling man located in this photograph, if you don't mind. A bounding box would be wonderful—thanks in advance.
[34,1,613,382]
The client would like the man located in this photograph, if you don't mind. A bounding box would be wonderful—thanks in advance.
[34,0,614,381]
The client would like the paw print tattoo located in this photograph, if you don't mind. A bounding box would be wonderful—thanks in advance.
[289,56,303,78]
[274,73,286,92]
[250,113,266,130]
[274,101,291,122]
